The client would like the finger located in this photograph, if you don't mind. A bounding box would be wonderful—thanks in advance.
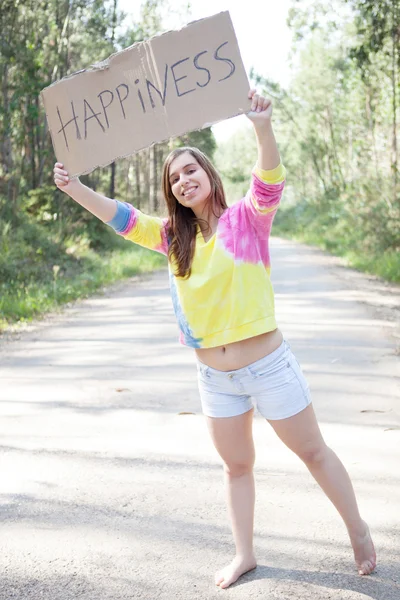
[248,88,257,99]
[258,97,270,112]
[256,96,264,112]
[54,173,68,185]
[258,99,266,113]
[54,166,69,177]
[55,162,64,168]
[251,93,259,111]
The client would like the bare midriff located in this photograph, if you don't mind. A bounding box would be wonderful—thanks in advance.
[195,328,284,372]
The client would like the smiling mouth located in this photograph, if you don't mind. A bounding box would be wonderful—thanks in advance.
[182,186,198,197]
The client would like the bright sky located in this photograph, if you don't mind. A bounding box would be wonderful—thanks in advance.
[119,0,293,140]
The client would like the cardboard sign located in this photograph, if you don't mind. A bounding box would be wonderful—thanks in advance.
[40,11,251,178]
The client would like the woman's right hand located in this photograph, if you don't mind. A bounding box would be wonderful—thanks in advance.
[53,162,80,194]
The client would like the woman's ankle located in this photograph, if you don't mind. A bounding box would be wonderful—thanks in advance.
[235,550,256,561]
[346,518,368,538]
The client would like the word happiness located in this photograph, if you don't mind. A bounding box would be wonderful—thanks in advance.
[56,41,236,150]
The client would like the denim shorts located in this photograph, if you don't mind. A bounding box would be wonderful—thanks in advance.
[196,340,312,420]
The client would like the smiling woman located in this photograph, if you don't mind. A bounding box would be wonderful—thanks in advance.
[53,87,376,589]
[163,147,225,275]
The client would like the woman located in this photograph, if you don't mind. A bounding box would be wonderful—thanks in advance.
[54,89,376,589]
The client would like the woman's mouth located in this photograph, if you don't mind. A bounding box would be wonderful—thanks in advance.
[183,186,198,198]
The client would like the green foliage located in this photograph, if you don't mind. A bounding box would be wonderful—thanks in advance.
[170,128,217,160]
[3,0,399,331]
[214,126,257,203]
[274,202,400,282]
[0,0,220,330]
[0,215,66,285]
[217,1,399,282]
[0,213,166,329]
[346,0,400,67]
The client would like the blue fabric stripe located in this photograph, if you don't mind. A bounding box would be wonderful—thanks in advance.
[106,201,131,233]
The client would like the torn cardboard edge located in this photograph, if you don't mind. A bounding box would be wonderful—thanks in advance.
[41,11,251,178]
[42,15,228,88]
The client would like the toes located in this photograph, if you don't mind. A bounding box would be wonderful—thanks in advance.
[359,560,375,575]
[215,570,235,589]
[220,576,234,589]
[215,559,257,588]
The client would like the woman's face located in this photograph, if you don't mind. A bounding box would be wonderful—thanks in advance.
[168,151,212,215]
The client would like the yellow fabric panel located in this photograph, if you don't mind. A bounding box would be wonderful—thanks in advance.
[174,240,276,347]
[254,162,286,184]
[123,210,165,250]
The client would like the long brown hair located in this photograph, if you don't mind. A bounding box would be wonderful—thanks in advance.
[162,146,227,279]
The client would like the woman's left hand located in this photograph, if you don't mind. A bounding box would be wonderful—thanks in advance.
[246,89,273,124]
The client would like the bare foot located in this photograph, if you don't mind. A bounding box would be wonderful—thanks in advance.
[215,555,257,589]
[350,521,376,575]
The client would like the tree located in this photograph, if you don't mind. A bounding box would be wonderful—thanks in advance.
[346,0,400,190]
[247,0,400,260]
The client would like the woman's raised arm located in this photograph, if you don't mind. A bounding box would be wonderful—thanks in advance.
[53,162,117,223]
[246,89,281,172]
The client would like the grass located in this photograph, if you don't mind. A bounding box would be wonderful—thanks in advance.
[272,204,400,284]
[1,197,398,334]
[273,223,400,283]
[0,244,167,332]
[344,249,400,283]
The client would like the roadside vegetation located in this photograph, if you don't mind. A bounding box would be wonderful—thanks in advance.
[1,1,399,332]
[216,1,400,284]
[0,0,209,332]
[0,211,167,331]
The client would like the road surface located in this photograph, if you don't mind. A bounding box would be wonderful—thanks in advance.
[0,238,399,599]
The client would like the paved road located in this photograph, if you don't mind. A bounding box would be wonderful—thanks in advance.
[0,238,399,600]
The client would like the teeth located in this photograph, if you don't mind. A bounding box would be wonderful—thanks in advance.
[184,187,196,196]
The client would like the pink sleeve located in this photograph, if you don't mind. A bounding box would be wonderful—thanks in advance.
[243,164,286,238]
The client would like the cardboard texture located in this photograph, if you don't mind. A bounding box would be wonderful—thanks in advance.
[41,11,250,177]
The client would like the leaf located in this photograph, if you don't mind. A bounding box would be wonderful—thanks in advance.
[178,412,195,415]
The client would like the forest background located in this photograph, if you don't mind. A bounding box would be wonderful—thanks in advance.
[0,0,399,329]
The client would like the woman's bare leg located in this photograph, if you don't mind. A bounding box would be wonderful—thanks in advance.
[206,408,257,588]
[268,404,376,575]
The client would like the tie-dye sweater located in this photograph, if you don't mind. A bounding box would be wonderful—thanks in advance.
[106,163,286,348]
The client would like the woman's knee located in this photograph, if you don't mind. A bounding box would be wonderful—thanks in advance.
[223,455,255,478]
[296,442,329,466]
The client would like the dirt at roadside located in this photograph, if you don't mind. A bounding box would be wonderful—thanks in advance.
[1,253,399,353]
[324,256,400,354]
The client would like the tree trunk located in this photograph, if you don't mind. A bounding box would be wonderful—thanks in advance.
[148,145,157,212]
[37,114,48,187]
[326,106,346,190]
[391,0,398,194]
[110,162,116,198]
[0,62,14,204]
[135,153,141,209]
[125,160,132,201]
[144,151,149,212]
[365,86,380,180]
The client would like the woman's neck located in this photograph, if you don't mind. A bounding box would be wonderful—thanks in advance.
[194,202,224,226]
